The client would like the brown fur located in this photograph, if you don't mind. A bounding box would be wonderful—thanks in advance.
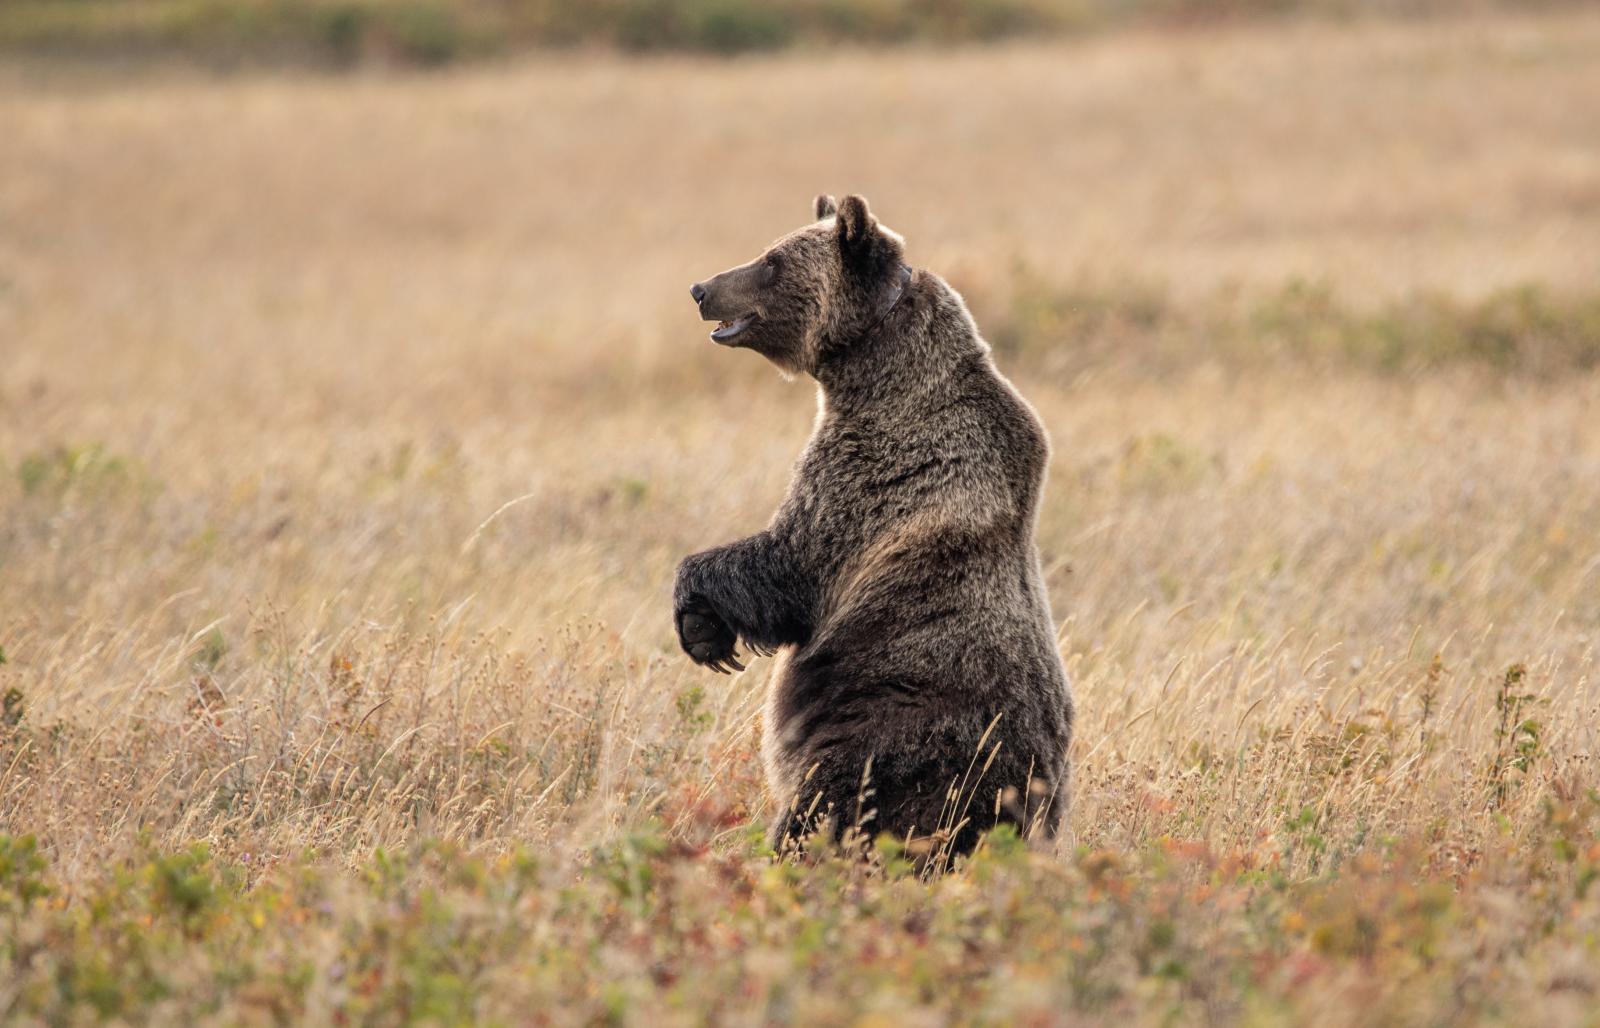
[677,195,1073,866]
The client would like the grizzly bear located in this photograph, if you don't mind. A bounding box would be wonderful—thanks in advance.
[675,194,1073,865]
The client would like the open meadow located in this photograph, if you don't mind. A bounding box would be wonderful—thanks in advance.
[3,8,1600,1023]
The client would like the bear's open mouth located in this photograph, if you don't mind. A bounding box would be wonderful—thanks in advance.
[710,314,755,343]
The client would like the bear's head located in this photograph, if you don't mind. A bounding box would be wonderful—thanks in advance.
[690,194,908,376]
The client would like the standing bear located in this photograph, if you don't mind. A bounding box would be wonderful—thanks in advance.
[676,194,1073,863]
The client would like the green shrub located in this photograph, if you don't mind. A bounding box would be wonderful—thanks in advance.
[383,2,462,65]
[0,834,50,916]
[16,442,138,498]
[3,0,1580,63]
[991,274,1600,378]
[687,0,793,51]
[314,2,370,64]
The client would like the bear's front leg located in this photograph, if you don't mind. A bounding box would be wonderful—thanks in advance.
[673,532,812,673]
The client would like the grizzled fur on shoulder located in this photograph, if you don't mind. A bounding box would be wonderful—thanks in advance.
[679,195,1073,867]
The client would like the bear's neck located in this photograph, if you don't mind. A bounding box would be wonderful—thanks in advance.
[813,271,989,415]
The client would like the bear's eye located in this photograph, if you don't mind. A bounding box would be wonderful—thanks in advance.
[762,254,781,284]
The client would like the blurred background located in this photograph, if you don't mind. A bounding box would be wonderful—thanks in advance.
[1,0,1583,65]
[1,0,1598,882]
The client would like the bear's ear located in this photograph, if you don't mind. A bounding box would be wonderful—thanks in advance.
[836,194,875,249]
[814,194,838,220]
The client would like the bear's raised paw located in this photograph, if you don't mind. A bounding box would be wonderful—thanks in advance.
[676,606,745,674]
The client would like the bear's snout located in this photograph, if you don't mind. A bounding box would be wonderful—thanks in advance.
[690,282,707,305]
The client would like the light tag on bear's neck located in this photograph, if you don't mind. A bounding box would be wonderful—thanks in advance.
[875,264,914,322]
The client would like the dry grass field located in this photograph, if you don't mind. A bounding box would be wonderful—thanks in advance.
[3,8,1600,1024]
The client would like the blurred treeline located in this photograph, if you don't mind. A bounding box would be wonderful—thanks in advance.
[0,0,1577,66]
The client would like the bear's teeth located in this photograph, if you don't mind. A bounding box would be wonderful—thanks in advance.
[717,320,732,329]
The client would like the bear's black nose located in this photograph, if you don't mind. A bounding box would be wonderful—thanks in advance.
[690,283,707,305]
